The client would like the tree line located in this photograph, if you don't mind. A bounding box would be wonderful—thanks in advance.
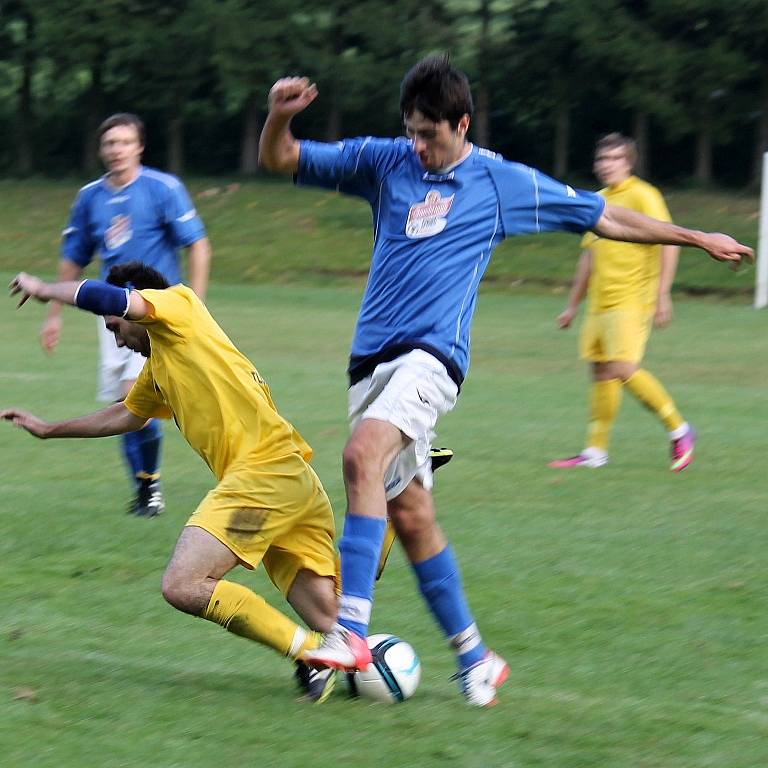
[1,0,766,187]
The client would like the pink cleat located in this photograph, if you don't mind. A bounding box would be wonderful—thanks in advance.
[301,624,373,672]
[670,426,696,472]
[548,450,608,469]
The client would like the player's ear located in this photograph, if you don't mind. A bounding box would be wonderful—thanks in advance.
[457,114,470,138]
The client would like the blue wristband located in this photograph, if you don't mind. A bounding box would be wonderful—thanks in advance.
[74,280,130,317]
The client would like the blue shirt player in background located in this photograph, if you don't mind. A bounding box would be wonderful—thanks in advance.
[259,55,752,706]
[41,113,212,517]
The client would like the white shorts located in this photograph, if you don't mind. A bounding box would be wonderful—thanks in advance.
[348,349,459,501]
[96,318,146,402]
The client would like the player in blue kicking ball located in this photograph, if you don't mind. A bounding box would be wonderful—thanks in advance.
[259,55,751,706]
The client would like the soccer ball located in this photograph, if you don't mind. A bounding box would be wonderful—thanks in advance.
[347,634,421,703]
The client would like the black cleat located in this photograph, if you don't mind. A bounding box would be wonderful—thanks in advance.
[132,479,165,518]
[295,660,336,704]
[429,447,454,472]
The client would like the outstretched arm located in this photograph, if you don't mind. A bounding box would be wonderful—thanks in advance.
[258,77,319,174]
[557,249,592,329]
[593,204,753,266]
[1,402,148,439]
[9,273,150,320]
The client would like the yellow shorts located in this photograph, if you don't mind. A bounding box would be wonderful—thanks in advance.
[185,453,337,597]
[579,309,653,364]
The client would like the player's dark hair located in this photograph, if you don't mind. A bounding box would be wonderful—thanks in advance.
[106,262,169,290]
[97,113,146,146]
[595,132,638,169]
[400,54,473,129]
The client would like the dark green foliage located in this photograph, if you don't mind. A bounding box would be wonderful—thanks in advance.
[0,0,765,182]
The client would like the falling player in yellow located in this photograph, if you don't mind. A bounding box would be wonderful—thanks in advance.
[3,262,338,702]
[550,133,696,471]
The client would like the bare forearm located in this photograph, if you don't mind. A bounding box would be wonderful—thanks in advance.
[259,77,317,173]
[47,260,83,318]
[36,280,82,306]
[592,204,753,265]
[258,112,300,174]
[45,403,147,438]
[187,237,211,300]
[567,251,592,308]
[657,245,680,297]
[594,205,705,247]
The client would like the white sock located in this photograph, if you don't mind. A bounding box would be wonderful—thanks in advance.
[668,422,689,441]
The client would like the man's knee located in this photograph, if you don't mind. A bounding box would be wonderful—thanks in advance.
[161,568,197,614]
[612,361,638,381]
[594,360,637,382]
[342,438,373,485]
[342,432,388,486]
[343,420,405,486]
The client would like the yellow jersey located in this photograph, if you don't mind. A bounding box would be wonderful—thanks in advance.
[123,285,312,480]
[581,175,672,312]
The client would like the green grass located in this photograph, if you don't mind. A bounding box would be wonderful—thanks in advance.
[1,277,766,767]
[0,178,759,294]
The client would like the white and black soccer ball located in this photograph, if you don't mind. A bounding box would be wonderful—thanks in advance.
[347,633,421,703]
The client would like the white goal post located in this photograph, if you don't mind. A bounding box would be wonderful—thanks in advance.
[756,151,768,309]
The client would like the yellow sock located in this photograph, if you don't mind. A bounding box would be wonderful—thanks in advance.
[202,580,322,658]
[624,369,684,432]
[586,379,623,451]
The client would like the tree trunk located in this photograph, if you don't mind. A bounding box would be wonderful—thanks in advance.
[325,102,342,142]
[324,2,344,141]
[633,110,649,177]
[473,0,491,148]
[167,111,184,176]
[553,102,570,178]
[751,68,768,189]
[474,84,490,148]
[15,10,35,175]
[694,104,712,185]
[81,59,104,176]
[239,94,260,176]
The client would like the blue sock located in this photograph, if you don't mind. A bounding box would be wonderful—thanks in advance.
[413,546,487,670]
[121,432,143,485]
[121,420,162,486]
[135,418,162,478]
[337,514,387,637]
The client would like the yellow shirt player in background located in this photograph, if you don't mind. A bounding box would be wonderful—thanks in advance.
[550,133,696,471]
[3,262,339,703]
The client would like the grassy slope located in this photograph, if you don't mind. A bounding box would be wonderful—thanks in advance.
[0,178,759,295]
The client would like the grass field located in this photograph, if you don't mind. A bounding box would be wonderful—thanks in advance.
[0,178,760,295]
[1,272,766,767]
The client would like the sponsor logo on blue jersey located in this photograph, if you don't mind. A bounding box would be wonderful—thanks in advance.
[105,214,132,250]
[405,191,454,239]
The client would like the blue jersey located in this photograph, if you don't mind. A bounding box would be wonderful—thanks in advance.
[61,166,206,283]
[298,138,605,384]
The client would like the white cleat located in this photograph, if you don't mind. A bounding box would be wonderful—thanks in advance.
[454,651,509,707]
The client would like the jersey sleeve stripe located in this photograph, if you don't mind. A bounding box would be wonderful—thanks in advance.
[530,168,541,234]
